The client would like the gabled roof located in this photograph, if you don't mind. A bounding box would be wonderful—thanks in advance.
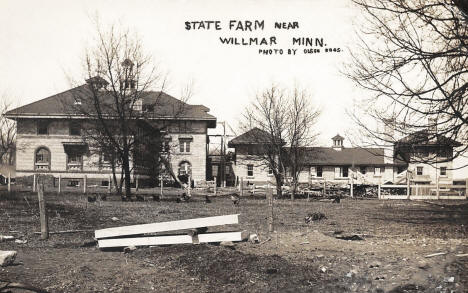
[228,128,273,146]
[5,83,216,126]
[397,130,461,147]
[301,147,405,166]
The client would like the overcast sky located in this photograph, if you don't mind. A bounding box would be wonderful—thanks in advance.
[1,0,467,177]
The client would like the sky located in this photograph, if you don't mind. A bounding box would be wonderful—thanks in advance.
[1,0,467,177]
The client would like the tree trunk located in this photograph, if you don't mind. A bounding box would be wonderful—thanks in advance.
[122,152,132,197]
[110,159,121,195]
[274,174,282,198]
[291,184,296,200]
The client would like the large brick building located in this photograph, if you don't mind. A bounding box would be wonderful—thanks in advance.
[6,81,216,187]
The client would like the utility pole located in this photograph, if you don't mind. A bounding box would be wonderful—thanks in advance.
[218,121,226,188]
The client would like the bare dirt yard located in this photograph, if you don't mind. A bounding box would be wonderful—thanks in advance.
[0,188,467,292]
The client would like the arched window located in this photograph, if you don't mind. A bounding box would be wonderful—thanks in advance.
[35,147,50,170]
[178,161,192,176]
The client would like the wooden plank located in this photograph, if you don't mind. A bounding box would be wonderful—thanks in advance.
[425,252,447,258]
[382,195,466,200]
[381,184,408,188]
[382,184,466,189]
[98,231,244,248]
[95,214,239,239]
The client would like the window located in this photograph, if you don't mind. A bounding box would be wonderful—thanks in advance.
[132,99,142,111]
[310,166,316,177]
[440,167,447,176]
[417,166,423,176]
[101,180,109,187]
[35,147,50,170]
[179,139,191,153]
[316,166,323,177]
[268,167,273,176]
[69,122,81,136]
[374,167,382,176]
[178,161,191,176]
[101,152,112,163]
[67,153,82,171]
[334,167,348,178]
[247,164,254,177]
[67,180,80,187]
[360,166,366,174]
[343,166,349,178]
[334,167,341,178]
[37,121,49,135]
[120,79,136,90]
[178,121,192,133]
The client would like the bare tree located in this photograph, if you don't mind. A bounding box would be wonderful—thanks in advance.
[0,99,16,166]
[240,84,320,199]
[285,88,320,198]
[346,0,468,167]
[67,22,189,198]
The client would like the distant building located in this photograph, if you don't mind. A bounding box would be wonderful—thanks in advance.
[229,127,460,185]
[394,130,462,185]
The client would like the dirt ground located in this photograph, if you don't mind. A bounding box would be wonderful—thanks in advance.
[0,188,467,292]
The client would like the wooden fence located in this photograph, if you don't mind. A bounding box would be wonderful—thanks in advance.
[378,182,467,200]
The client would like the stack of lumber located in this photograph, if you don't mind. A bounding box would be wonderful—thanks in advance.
[95,214,248,248]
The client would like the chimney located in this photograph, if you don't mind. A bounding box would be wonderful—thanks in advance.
[332,134,344,151]
[86,76,108,90]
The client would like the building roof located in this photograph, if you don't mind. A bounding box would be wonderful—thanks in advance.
[229,129,405,166]
[5,83,216,126]
[228,128,274,146]
[397,130,461,147]
[301,147,405,166]
[332,134,344,140]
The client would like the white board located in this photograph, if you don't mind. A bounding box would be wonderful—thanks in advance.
[98,231,244,248]
[95,214,239,239]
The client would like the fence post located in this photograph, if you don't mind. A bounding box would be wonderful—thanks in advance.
[7,172,11,193]
[136,175,139,192]
[83,175,87,194]
[37,183,49,240]
[160,176,163,198]
[58,174,61,195]
[465,177,468,199]
[350,175,353,198]
[323,180,326,196]
[436,177,440,200]
[406,177,410,200]
[240,177,244,197]
[378,184,381,199]
[108,175,112,194]
[188,175,191,197]
[33,174,37,192]
[267,185,274,235]
[214,176,217,196]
